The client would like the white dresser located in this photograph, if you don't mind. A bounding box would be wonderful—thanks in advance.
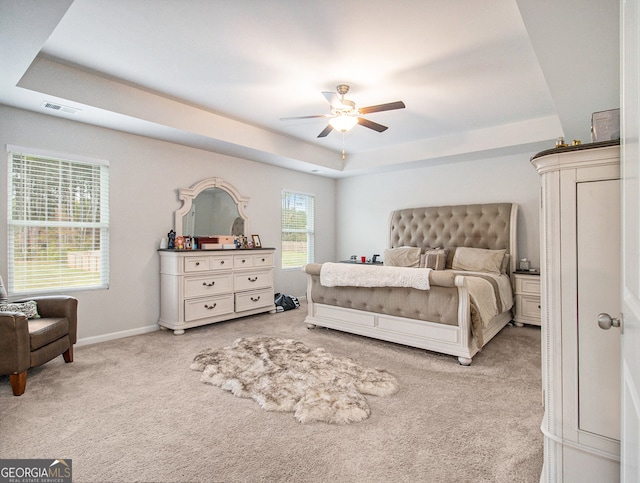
[158,248,276,334]
[532,142,621,482]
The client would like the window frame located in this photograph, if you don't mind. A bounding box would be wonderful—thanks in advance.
[6,145,110,295]
[281,190,315,270]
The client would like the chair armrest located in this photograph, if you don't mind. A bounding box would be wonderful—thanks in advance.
[0,312,30,374]
[15,296,79,344]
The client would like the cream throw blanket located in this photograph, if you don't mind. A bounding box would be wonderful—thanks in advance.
[320,262,431,290]
[451,270,513,328]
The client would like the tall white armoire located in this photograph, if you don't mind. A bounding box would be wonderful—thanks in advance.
[532,141,621,482]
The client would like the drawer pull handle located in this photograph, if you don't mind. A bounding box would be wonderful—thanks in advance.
[261,258,265,262]
[220,260,225,264]
[195,262,200,266]
[204,303,217,310]
[202,281,216,287]
[248,276,258,282]
[251,296,261,302]
[242,259,246,263]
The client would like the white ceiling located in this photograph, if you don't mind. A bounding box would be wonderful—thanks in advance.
[0,0,619,177]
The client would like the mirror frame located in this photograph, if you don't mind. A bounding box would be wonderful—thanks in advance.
[174,177,249,237]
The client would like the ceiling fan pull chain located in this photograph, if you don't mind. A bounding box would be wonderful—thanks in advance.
[342,133,346,160]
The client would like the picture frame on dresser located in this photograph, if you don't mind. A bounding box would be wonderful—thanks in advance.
[252,234,262,248]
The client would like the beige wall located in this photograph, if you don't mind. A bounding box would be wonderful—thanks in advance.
[0,105,336,342]
[0,105,544,343]
[335,150,542,268]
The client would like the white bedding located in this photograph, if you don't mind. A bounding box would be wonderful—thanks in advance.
[320,262,431,290]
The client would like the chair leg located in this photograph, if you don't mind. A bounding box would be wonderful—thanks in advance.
[10,371,27,396]
[63,345,74,363]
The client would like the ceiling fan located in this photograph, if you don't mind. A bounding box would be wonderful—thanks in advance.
[280,84,406,138]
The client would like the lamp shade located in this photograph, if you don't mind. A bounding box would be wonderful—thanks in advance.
[329,115,358,133]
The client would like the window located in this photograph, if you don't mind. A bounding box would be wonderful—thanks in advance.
[7,146,110,294]
[281,191,314,269]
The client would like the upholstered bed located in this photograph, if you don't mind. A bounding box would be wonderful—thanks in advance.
[302,203,518,365]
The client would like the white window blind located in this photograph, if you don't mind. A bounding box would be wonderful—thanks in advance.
[281,191,314,269]
[7,147,110,294]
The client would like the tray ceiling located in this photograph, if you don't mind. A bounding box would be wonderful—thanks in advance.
[0,0,619,177]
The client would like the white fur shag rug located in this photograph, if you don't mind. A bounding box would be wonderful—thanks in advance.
[190,336,399,424]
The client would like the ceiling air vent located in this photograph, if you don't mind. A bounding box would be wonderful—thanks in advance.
[41,101,80,114]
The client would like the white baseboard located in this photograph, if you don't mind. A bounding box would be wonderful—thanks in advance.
[77,324,159,347]
[76,300,307,347]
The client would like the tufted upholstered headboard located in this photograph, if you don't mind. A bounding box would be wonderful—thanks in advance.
[388,203,518,275]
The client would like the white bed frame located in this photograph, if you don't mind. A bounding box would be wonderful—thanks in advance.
[303,203,518,365]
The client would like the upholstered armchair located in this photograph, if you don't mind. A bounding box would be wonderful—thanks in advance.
[0,276,78,396]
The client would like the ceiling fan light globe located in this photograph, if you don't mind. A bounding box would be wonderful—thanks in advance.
[329,115,358,133]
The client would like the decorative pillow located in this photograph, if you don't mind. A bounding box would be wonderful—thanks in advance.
[420,248,448,270]
[0,300,40,319]
[451,247,506,274]
[383,247,421,267]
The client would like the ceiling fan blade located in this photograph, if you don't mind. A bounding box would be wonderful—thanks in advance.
[358,101,406,115]
[322,91,343,109]
[317,124,334,138]
[358,117,388,132]
[280,114,330,120]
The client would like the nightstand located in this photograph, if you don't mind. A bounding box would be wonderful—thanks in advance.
[513,271,541,326]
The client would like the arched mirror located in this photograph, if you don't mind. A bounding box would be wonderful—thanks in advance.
[174,177,249,237]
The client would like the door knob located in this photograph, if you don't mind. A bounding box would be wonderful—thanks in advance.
[597,313,621,330]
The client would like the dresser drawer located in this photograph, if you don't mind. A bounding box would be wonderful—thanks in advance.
[234,269,272,291]
[184,294,234,322]
[184,255,233,272]
[184,257,211,273]
[515,276,540,295]
[234,254,254,268]
[253,253,273,267]
[184,273,233,298]
[235,289,273,312]
[210,255,233,269]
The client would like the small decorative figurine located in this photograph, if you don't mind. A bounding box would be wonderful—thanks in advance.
[167,230,176,249]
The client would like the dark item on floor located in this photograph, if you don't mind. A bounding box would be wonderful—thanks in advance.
[274,293,300,312]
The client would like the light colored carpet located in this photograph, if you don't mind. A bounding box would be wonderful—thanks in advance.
[0,302,543,482]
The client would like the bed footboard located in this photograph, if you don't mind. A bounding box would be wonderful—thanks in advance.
[302,263,495,364]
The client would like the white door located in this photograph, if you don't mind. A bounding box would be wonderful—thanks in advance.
[621,0,640,479]
[577,179,621,440]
